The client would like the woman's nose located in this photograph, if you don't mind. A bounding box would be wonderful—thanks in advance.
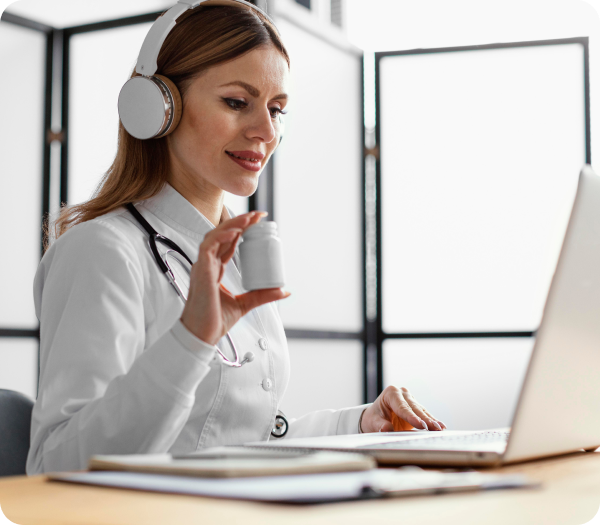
[248,108,277,144]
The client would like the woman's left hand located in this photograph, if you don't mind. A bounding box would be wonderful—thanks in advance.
[360,386,447,433]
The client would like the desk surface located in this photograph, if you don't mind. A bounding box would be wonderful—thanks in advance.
[1,452,600,525]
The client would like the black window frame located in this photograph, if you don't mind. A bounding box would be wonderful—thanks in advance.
[0,12,55,394]
[371,37,592,393]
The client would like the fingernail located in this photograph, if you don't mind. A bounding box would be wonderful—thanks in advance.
[283,291,291,298]
[255,211,268,217]
[433,421,442,431]
[420,420,428,430]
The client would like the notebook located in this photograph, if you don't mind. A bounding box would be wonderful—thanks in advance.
[87,447,376,478]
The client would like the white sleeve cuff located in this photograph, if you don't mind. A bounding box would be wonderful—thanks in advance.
[336,404,372,435]
[358,407,367,433]
[171,319,217,364]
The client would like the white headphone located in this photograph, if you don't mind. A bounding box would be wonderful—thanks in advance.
[118,0,280,140]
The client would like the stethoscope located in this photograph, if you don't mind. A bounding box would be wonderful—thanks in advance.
[126,203,288,437]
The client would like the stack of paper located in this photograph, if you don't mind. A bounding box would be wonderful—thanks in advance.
[50,467,537,503]
[47,447,537,503]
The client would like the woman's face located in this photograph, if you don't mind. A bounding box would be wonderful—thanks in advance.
[167,45,289,199]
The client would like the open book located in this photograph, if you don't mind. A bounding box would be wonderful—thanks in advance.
[89,447,376,478]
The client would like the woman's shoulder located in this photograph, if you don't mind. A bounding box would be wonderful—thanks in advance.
[44,207,145,267]
[34,208,150,318]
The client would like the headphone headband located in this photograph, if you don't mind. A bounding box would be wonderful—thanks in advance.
[136,0,279,77]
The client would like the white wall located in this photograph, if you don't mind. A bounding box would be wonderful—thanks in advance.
[2,0,173,28]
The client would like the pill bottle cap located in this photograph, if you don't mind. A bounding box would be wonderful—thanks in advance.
[243,221,278,240]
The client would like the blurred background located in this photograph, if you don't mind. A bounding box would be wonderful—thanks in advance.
[0,0,598,430]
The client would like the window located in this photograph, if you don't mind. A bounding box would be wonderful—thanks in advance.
[376,39,589,427]
[0,19,47,399]
[331,0,343,27]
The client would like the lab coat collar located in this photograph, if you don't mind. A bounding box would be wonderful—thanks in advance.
[141,183,223,241]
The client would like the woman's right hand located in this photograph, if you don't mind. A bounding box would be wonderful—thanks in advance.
[180,211,290,345]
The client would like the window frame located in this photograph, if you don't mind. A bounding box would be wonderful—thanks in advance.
[371,37,592,393]
[0,12,55,396]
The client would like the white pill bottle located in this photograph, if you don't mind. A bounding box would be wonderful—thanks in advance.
[239,221,286,291]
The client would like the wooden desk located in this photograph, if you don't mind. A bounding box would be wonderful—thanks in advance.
[2,452,600,525]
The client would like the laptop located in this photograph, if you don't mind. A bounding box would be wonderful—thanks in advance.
[249,165,600,467]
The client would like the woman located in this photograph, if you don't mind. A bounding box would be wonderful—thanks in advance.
[27,0,445,475]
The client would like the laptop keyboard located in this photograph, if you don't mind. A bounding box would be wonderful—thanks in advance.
[359,430,510,451]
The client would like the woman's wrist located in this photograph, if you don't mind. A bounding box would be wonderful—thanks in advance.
[177,318,217,350]
[171,319,218,362]
[180,312,216,345]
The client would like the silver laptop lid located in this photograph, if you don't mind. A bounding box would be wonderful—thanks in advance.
[504,165,600,463]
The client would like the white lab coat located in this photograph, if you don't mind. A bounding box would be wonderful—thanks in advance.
[27,183,368,474]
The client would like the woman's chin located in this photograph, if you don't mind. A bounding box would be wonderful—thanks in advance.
[223,177,260,198]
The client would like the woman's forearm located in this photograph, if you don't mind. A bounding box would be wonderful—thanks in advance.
[27,323,214,474]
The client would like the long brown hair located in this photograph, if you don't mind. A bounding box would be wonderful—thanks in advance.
[49,4,289,247]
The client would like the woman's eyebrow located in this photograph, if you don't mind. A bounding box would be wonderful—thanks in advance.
[219,80,288,101]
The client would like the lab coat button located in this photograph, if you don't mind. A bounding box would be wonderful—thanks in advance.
[262,378,272,391]
[258,338,268,350]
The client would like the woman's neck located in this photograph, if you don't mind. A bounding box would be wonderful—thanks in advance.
[168,176,225,227]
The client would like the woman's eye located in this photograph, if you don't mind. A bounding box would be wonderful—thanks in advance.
[224,98,287,120]
[270,107,288,120]
[224,98,247,110]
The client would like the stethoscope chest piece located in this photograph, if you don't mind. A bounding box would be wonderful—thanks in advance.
[271,414,288,438]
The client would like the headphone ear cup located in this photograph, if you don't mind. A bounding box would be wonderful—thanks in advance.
[154,74,182,138]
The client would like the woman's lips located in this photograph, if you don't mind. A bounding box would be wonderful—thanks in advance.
[226,151,262,172]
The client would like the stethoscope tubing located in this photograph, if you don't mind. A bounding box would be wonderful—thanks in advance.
[125,203,242,367]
